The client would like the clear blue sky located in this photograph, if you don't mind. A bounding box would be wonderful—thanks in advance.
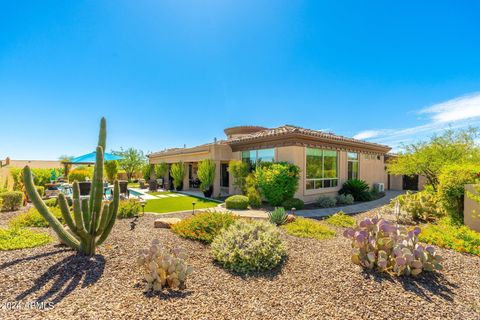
[1,1,480,160]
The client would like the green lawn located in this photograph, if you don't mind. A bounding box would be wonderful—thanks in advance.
[145,195,220,214]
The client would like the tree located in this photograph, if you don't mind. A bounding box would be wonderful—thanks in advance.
[105,160,119,183]
[197,159,216,193]
[59,155,74,176]
[170,162,185,190]
[155,162,168,179]
[387,128,480,190]
[112,148,146,182]
[228,160,250,194]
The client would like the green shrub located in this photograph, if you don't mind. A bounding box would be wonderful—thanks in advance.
[170,162,185,190]
[35,186,45,197]
[197,159,216,192]
[117,198,142,219]
[356,191,373,202]
[282,198,304,210]
[324,211,356,227]
[211,219,286,273]
[225,195,249,210]
[228,160,250,193]
[68,169,92,182]
[44,197,58,207]
[282,217,335,240]
[437,163,480,223]
[255,162,300,206]
[317,196,337,208]
[105,160,119,182]
[171,211,236,243]
[268,207,288,226]
[9,206,64,228]
[392,190,442,222]
[0,227,52,251]
[0,191,24,211]
[340,179,370,201]
[155,162,168,179]
[245,173,261,208]
[419,218,480,256]
[336,194,354,205]
[10,167,54,189]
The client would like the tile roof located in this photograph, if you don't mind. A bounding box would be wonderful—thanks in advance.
[227,125,390,151]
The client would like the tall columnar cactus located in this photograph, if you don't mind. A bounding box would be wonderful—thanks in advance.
[23,117,119,256]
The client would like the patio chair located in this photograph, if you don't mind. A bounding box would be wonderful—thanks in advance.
[119,180,129,198]
[78,181,91,196]
[148,179,158,192]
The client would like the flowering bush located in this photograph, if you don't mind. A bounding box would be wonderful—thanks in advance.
[9,206,64,228]
[171,211,236,243]
[437,163,480,223]
[419,218,480,256]
[117,198,142,219]
[255,162,300,206]
[212,219,286,273]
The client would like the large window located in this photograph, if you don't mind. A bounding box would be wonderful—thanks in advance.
[347,152,359,180]
[242,148,275,166]
[306,148,338,190]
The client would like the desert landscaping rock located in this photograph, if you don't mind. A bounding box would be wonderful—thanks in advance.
[153,217,182,228]
[0,210,478,320]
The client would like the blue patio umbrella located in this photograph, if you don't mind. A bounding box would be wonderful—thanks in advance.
[70,151,123,164]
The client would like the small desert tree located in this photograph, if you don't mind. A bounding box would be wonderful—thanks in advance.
[388,128,480,190]
[170,162,185,190]
[105,160,119,183]
[197,159,216,193]
[155,162,168,179]
[228,160,249,194]
[113,148,146,181]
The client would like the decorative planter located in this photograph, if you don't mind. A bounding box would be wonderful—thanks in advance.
[202,186,214,198]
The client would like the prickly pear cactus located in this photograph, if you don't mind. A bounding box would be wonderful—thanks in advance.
[343,217,442,276]
[392,191,441,222]
[137,239,193,291]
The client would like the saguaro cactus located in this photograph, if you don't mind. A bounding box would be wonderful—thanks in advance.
[23,117,119,256]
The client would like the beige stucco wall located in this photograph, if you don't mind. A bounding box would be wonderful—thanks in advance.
[150,144,389,203]
[464,184,480,232]
[389,175,403,190]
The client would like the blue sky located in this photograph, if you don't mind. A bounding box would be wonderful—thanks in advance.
[1,1,479,160]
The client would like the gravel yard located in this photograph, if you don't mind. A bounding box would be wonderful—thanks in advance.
[0,210,479,320]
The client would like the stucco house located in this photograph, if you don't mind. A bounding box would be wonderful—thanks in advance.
[148,125,393,203]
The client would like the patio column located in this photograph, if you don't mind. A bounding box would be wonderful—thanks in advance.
[183,162,190,191]
[213,160,221,197]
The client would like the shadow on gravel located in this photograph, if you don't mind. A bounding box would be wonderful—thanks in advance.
[0,248,71,271]
[361,269,457,302]
[16,254,105,305]
[137,284,193,300]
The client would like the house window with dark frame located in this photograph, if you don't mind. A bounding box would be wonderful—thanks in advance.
[241,148,275,167]
[347,152,359,180]
[305,148,338,190]
[220,163,229,188]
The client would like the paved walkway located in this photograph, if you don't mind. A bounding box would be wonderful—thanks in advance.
[214,190,403,219]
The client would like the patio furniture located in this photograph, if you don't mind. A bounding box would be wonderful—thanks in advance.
[119,180,129,198]
[148,179,158,192]
[139,179,146,189]
[78,181,91,196]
